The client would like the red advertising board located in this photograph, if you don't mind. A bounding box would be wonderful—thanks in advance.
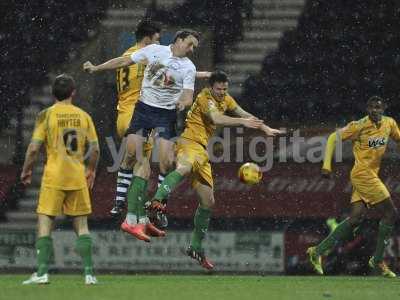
[91,162,400,219]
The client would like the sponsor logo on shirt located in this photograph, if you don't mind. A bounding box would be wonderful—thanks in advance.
[368,137,386,148]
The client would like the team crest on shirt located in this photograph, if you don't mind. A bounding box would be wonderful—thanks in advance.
[147,62,175,87]
[368,137,386,148]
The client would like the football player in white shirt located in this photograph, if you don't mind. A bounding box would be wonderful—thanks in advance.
[84,29,209,240]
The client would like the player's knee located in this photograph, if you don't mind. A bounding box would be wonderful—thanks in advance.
[37,214,54,237]
[176,164,191,176]
[208,196,215,209]
[134,160,151,179]
[348,214,363,227]
[73,216,89,235]
[160,157,174,173]
[123,148,137,166]
[383,208,397,225]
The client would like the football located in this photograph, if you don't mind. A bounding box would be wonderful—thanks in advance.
[238,162,262,185]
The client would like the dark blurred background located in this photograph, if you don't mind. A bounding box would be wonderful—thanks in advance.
[1,0,400,275]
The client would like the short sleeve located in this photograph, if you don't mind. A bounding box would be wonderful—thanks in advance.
[130,44,156,63]
[86,115,99,145]
[226,96,238,111]
[340,121,361,141]
[182,67,196,91]
[390,118,400,142]
[31,109,48,144]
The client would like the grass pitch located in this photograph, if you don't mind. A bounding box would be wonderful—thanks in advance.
[1,275,398,300]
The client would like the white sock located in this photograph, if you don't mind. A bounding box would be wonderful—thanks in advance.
[126,213,138,225]
[138,216,149,224]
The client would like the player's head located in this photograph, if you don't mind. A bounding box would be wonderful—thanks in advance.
[172,29,200,57]
[209,70,229,101]
[53,74,76,101]
[135,20,161,45]
[367,95,386,123]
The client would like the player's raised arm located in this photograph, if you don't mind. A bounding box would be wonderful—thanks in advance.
[83,43,155,73]
[83,56,135,73]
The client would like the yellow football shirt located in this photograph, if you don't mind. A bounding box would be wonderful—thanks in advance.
[341,116,400,176]
[31,102,99,190]
[116,44,145,113]
[181,87,238,147]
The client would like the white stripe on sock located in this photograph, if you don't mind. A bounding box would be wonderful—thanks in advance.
[117,187,127,193]
[118,172,133,179]
[126,213,138,225]
[119,178,131,185]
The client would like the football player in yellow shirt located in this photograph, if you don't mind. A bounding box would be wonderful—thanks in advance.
[20,74,100,284]
[147,71,284,269]
[307,96,399,278]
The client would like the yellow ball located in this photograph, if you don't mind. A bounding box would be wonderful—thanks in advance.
[238,162,262,185]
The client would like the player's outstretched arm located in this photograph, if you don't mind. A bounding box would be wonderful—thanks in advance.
[231,106,284,136]
[83,56,134,73]
[20,142,42,186]
[209,110,263,128]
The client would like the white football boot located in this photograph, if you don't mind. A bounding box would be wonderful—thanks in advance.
[22,273,49,285]
[85,274,98,285]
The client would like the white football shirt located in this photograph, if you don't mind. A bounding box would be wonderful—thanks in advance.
[130,44,196,110]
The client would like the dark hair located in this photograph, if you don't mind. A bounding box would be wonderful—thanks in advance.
[209,70,229,86]
[173,29,201,43]
[53,74,75,101]
[135,20,161,41]
[367,95,385,106]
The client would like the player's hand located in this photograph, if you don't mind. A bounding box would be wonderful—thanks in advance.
[263,126,286,136]
[20,170,32,186]
[83,61,97,73]
[321,168,332,179]
[86,169,96,189]
[176,101,186,112]
[241,117,264,129]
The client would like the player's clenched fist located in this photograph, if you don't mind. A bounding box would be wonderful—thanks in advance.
[83,61,97,73]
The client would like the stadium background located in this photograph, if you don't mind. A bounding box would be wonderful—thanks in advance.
[1,0,400,275]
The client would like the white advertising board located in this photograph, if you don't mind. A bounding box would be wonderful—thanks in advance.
[0,230,284,272]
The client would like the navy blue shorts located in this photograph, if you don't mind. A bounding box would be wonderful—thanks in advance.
[126,101,177,140]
